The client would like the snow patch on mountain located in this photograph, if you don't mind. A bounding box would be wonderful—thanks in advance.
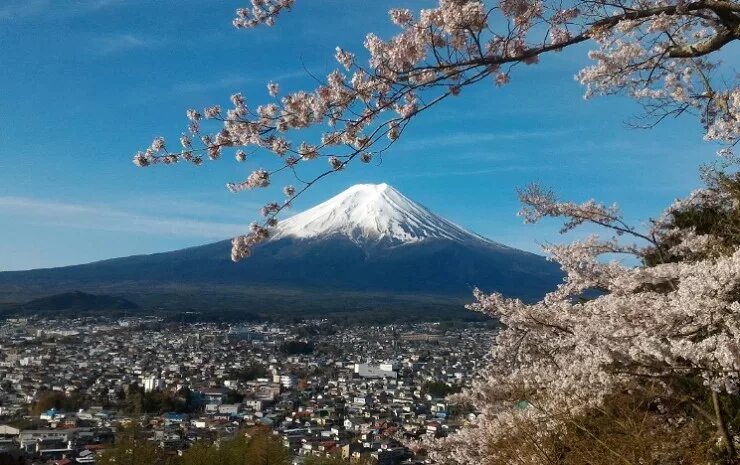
[271,183,507,248]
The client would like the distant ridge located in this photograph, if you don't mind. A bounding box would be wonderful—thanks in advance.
[11,291,138,312]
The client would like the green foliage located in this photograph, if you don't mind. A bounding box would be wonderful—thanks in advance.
[644,171,740,266]
[178,440,218,465]
[231,364,269,381]
[123,384,194,415]
[486,384,739,464]
[179,428,291,465]
[291,323,339,338]
[0,284,481,322]
[421,381,462,399]
[98,426,173,465]
[280,340,315,355]
[101,427,291,465]
[241,429,292,465]
[303,455,375,465]
[303,456,350,465]
[225,389,245,404]
[3,417,35,430]
[30,390,85,415]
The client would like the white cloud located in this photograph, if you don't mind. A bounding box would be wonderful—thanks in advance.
[397,128,581,151]
[172,75,252,94]
[0,0,47,20]
[94,33,154,55]
[394,164,556,179]
[0,196,247,239]
[0,0,125,21]
[172,68,317,94]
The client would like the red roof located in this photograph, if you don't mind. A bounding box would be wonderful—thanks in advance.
[320,440,337,449]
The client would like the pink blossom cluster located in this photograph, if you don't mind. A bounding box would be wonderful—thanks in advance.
[647,183,738,257]
[518,183,625,234]
[226,169,270,193]
[577,3,739,153]
[233,0,295,28]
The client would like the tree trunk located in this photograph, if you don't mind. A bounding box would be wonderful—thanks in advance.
[712,391,737,460]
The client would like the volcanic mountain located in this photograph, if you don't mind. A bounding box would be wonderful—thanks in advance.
[0,184,562,316]
[271,183,496,246]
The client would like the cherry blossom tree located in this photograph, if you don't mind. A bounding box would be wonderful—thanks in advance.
[134,0,739,260]
[427,176,740,463]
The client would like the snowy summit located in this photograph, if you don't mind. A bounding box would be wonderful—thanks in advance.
[272,183,502,247]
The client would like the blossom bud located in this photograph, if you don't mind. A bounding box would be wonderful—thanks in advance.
[267,81,279,97]
[329,156,343,171]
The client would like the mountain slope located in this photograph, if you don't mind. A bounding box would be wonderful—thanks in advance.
[0,184,562,312]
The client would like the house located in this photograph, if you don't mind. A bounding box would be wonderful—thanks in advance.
[354,363,397,379]
[19,429,76,449]
[0,425,20,438]
[217,404,241,415]
[76,448,96,463]
[243,399,263,411]
[163,412,188,425]
[200,388,229,405]
[40,407,62,421]
[371,446,412,465]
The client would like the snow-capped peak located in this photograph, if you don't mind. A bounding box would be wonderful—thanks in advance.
[271,183,501,247]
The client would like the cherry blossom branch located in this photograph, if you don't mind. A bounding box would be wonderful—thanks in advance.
[232,0,295,28]
[135,0,738,263]
[517,183,657,246]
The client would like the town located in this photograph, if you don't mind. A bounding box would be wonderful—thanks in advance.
[0,316,494,464]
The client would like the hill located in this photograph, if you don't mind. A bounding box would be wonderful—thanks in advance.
[2,290,139,315]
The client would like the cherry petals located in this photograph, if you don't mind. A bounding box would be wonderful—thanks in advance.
[267,81,279,97]
[233,0,295,28]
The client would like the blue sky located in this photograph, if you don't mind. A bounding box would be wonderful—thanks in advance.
[0,0,724,271]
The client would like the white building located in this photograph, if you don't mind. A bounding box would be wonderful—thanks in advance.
[279,375,297,389]
[354,363,397,379]
[217,404,241,415]
[143,376,164,393]
[244,399,263,411]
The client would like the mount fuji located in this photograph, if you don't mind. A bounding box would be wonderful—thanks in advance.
[0,184,562,317]
[272,183,496,246]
